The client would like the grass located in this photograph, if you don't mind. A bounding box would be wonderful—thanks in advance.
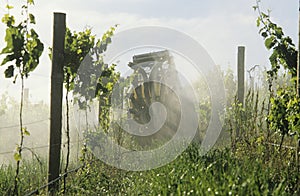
[0,141,299,195]
[0,159,47,195]
[64,144,298,195]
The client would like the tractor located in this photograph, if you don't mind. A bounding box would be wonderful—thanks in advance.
[125,50,190,146]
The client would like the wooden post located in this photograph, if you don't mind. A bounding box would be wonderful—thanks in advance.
[297,0,300,175]
[236,46,245,139]
[237,46,245,106]
[48,12,66,193]
[297,1,300,97]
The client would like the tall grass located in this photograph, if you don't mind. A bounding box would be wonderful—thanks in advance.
[0,86,299,195]
[62,144,299,195]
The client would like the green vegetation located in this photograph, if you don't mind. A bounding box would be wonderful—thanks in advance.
[1,0,44,194]
[0,143,298,195]
[0,1,299,195]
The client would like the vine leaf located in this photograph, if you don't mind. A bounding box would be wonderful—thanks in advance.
[1,29,14,54]
[14,152,21,162]
[28,0,34,5]
[256,17,260,27]
[261,32,267,38]
[4,65,14,78]
[1,54,14,65]
[28,13,35,24]
[264,36,276,50]
[5,5,13,10]
[22,127,30,136]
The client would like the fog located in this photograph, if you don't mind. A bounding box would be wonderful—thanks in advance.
[0,47,230,167]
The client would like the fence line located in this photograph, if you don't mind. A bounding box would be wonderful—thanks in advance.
[25,158,96,196]
[0,139,84,156]
[0,118,50,130]
[0,138,296,156]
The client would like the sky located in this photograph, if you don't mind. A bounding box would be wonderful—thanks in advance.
[0,0,298,103]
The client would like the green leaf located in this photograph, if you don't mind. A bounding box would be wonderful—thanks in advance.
[24,130,30,136]
[275,27,283,38]
[261,32,268,38]
[48,47,53,60]
[3,28,13,48]
[261,12,269,19]
[4,65,14,78]
[1,14,15,26]
[5,5,14,10]
[256,17,260,27]
[269,50,278,67]
[28,13,35,24]
[1,54,15,65]
[1,14,9,23]
[14,152,21,161]
[22,127,30,136]
[28,0,34,5]
[265,36,276,50]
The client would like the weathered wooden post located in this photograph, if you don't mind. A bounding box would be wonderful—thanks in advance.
[48,12,66,193]
[237,46,245,106]
[296,1,300,174]
[236,46,245,139]
[297,1,300,97]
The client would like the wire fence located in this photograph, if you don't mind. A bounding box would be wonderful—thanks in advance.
[24,158,95,196]
[0,118,50,130]
[0,139,84,156]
